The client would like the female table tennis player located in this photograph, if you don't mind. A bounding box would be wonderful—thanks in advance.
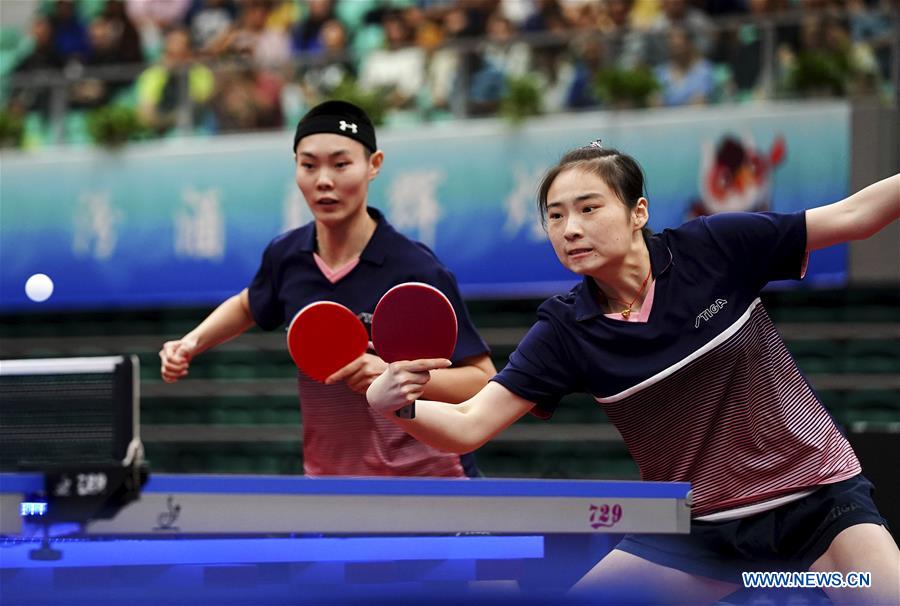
[367,143,900,604]
[159,100,495,478]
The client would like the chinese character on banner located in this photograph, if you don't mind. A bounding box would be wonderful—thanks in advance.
[174,188,225,260]
[73,191,121,260]
[388,170,444,249]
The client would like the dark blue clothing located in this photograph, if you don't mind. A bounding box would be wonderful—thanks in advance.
[617,474,886,583]
[248,207,489,476]
[248,207,488,363]
[490,211,862,520]
[492,211,807,412]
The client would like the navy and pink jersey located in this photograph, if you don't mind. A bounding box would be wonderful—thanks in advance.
[249,207,489,478]
[492,211,860,517]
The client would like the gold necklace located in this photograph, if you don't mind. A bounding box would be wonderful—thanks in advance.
[605,265,652,320]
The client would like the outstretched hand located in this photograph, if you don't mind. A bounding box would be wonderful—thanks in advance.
[365,358,452,416]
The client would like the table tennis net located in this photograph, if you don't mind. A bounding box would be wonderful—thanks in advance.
[0,356,142,471]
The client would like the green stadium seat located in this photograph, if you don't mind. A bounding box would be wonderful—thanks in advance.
[141,401,180,424]
[21,112,49,149]
[843,390,900,425]
[351,24,385,56]
[843,407,899,425]
[142,444,172,468]
[476,453,531,478]
[384,109,423,128]
[63,110,91,145]
[0,27,23,51]
[840,290,900,322]
[816,389,845,410]
[256,404,300,425]
[175,403,204,424]
[208,362,256,380]
[334,0,379,33]
[476,440,636,480]
[523,394,609,424]
[209,404,253,425]
[815,389,850,424]
[140,399,167,424]
[37,0,104,21]
[175,452,203,473]
[110,84,138,110]
[0,27,26,80]
[844,340,900,374]
[139,364,159,382]
[763,289,844,323]
[711,63,734,104]
[225,454,255,474]
[250,455,279,475]
[785,339,844,374]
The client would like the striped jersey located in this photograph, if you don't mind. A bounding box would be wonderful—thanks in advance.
[492,211,860,517]
[297,374,465,477]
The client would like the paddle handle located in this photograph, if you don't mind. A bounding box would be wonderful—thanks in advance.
[395,402,415,419]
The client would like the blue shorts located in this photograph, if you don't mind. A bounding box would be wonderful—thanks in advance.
[615,474,888,584]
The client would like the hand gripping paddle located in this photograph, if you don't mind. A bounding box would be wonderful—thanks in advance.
[371,282,458,419]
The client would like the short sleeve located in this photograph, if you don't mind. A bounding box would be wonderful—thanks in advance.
[247,242,284,331]
[700,211,807,290]
[491,317,580,419]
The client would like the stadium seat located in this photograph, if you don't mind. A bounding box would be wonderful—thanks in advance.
[843,390,900,424]
[63,110,91,145]
[0,27,26,79]
[841,289,900,322]
[844,340,900,374]
[785,339,844,374]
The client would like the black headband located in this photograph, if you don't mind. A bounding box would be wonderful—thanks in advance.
[292,100,377,153]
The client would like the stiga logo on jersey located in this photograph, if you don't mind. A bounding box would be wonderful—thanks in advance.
[695,299,727,328]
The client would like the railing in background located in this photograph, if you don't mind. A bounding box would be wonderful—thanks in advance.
[1,8,897,147]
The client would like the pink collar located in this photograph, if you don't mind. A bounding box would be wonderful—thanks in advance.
[603,280,656,323]
[313,253,360,284]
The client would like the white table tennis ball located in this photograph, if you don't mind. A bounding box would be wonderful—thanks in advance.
[25,273,54,302]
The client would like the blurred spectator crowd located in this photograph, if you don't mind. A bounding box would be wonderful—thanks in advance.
[0,0,896,146]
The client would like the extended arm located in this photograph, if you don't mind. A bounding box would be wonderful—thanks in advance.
[806,174,900,251]
[327,350,496,398]
[159,288,255,382]
[422,353,496,402]
[366,361,535,453]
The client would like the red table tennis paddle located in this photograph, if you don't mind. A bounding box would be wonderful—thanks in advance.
[372,282,458,419]
[287,301,368,383]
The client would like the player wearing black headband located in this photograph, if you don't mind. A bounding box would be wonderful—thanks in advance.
[292,100,378,154]
[159,100,495,478]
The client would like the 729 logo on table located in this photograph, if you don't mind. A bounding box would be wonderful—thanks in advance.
[588,503,623,529]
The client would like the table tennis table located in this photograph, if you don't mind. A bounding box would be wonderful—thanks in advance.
[2,472,691,536]
[0,473,691,605]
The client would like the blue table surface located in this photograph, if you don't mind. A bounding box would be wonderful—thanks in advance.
[0,535,548,568]
[1,472,690,498]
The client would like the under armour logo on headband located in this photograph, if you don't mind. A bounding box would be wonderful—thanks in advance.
[339,120,358,133]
